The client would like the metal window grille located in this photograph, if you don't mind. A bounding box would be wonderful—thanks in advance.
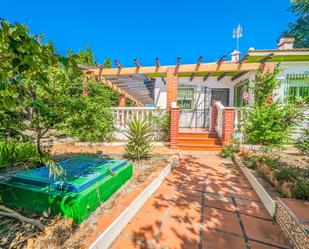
[177,85,196,109]
[284,74,309,103]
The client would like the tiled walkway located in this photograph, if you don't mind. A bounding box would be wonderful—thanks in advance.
[110,154,291,249]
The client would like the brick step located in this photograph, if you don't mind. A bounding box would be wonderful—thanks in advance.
[178,144,222,151]
[178,137,221,145]
[178,132,218,139]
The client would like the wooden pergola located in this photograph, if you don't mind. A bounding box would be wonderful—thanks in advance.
[80,53,274,106]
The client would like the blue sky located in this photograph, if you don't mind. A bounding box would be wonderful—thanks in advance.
[1,0,294,66]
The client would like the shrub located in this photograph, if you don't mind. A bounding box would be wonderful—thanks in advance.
[245,103,299,146]
[0,141,64,178]
[124,116,153,162]
[244,65,300,147]
[292,179,309,200]
[220,145,235,158]
[275,167,298,182]
[295,128,309,156]
[243,155,262,169]
[147,110,170,142]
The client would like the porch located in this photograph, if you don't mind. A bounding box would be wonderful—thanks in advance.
[82,54,276,150]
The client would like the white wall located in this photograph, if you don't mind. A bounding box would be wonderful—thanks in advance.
[154,75,253,109]
[276,62,309,99]
[153,62,309,109]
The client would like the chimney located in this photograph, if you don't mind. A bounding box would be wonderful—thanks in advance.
[231,50,240,62]
[277,38,295,50]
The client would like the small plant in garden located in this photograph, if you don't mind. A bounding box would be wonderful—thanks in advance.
[242,155,262,169]
[295,127,309,156]
[220,144,235,158]
[147,109,170,142]
[124,116,153,163]
[292,179,309,200]
[0,141,64,178]
[275,167,298,182]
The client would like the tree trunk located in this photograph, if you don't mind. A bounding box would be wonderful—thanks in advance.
[36,129,42,155]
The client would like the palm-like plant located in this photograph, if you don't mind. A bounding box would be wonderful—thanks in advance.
[124,116,153,163]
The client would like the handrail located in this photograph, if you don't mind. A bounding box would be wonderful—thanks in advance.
[113,107,156,110]
[113,107,163,130]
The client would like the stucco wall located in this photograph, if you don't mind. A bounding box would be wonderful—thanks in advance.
[154,74,253,109]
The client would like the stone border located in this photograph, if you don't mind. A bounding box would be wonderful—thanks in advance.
[233,153,276,217]
[89,155,179,249]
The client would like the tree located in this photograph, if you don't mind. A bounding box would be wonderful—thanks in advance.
[245,66,301,146]
[282,0,309,48]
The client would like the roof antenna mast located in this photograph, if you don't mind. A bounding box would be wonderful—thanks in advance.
[233,24,243,51]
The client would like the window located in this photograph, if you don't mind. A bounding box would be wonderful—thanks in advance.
[177,85,195,109]
[285,74,309,103]
[235,80,249,107]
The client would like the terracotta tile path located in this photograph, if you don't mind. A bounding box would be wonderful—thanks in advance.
[110,154,291,249]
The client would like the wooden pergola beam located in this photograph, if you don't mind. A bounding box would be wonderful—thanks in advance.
[217,55,226,64]
[85,73,143,106]
[203,72,211,81]
[115,60,123,69]
[176,57,181,67]
[231,71,249,81]
[85,62,261,76]
[217,72,228,81]
[190,56,203,81]
[238,54,250,64]
[260,53,274,64]
[134,58,141,68]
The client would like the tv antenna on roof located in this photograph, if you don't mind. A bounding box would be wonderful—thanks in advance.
[233,24,243,51]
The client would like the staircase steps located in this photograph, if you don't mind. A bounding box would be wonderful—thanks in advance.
[178,131,222,151]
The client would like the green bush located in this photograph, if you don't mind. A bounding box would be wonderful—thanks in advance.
[243,156,262,169]
[275,167,298,182]
[220,145,235,158]
[292,179,309,200]
[245,103,299,146]
[0,141,64,178]
[0,141,40,168]
[147,110,170,142]
[124,116,153,162]
[295,128,309,156]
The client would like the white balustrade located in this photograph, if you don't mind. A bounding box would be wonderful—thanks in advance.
[214,101,224,138]
[113,107,161,130]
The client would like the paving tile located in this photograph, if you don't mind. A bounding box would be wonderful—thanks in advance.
[95,205,125,233]
[168,197,202,224]
[204,193,236,212]
[202,228,246,249]
[156,217,200,249]
[241,214,291,248]
[248,240,289,249]
[141,194,170,215]
[203,207,243,236]
[235,198,272,219]
[110,234,155,249]
[123,211,162,242]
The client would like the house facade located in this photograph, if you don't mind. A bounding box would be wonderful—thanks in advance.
[82,38,309,150]
[154,38,309,127]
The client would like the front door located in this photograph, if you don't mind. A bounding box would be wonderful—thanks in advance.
[211,88,230,107]
[178,85,212,128]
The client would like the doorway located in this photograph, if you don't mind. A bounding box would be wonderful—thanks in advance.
[211,88,230,107]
